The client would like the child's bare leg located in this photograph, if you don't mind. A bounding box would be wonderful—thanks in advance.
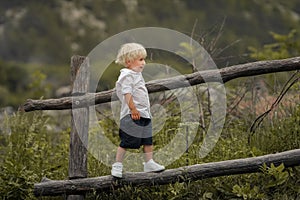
[116,146,126,162]
[143,145,153,162]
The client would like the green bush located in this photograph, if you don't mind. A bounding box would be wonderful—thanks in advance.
[0,94,299,199]
[0,111,69,200]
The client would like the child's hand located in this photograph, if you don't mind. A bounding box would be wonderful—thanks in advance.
[131,108,140,120]
[124,93,140,120]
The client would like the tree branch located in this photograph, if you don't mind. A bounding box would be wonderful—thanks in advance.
[250,71,300,133]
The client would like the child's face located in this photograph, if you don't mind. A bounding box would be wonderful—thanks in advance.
[126,56,146,72]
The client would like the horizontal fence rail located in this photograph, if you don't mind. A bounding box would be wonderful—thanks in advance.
[21,56,300,112]
[34,149,300,196]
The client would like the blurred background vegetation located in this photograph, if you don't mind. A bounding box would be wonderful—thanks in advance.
[0,0,300,199]
[1,0,300,108]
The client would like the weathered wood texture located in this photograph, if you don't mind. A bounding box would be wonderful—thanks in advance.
[68,56,90,200]
[22,56,300,112]
[34,149,300,196]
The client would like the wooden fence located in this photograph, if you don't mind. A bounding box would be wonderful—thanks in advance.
[20,56,300,198]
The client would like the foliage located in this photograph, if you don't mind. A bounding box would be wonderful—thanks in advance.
[251,104,300,153]
[0,60,67,108]
[0,111,69,200]
[248,29,300,60]
[232,183,265,200]
[0,60,30,107]
[2,0,300,109]
[0,3,300,198]
[28,70,52,99]
[261,163,289,189]
[0,86,299,199]
[1,0,300,66]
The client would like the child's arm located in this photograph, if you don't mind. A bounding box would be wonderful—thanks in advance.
[124,93,140,120]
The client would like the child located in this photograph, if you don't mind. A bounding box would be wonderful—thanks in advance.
[111,43,165,178]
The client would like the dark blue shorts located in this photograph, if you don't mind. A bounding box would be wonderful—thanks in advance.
[119,115,152,149]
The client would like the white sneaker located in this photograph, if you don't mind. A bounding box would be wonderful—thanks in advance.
[144,159,165,172]
[111,162,123,178]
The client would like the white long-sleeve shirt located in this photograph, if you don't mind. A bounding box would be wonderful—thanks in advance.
[116,68,151,120]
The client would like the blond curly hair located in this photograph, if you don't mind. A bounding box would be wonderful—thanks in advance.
[115,43,147,67]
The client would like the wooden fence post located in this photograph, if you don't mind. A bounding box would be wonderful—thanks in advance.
[68,55,90,200]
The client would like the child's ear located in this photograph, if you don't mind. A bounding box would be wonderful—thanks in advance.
[125,59,131,65]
